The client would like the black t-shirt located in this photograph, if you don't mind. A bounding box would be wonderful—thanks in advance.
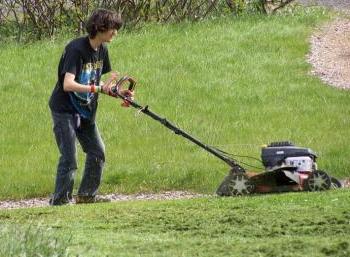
[49,36,111,122]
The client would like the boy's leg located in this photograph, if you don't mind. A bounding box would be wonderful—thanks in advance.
[76,121,105,198]
[50,112,78,205]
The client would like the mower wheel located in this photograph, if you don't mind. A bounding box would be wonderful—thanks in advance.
[330,177,342,189]
[306,170,331,191]
[228,173,255,196]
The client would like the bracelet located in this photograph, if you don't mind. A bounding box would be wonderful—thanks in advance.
[90,85,102,93]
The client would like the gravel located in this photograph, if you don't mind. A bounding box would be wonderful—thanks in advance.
[297,0,350,10]
[0,191,207,210]
[308,18,350,89]
[296,0,350,90]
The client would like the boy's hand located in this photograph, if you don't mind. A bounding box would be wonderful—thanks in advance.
[106,72,119,84]
[120,89,134,100]
[120,89,134,107]
[101,71,119,96]
[101,84,115,96]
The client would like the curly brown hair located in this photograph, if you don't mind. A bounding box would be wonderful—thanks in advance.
[86,9,123,38]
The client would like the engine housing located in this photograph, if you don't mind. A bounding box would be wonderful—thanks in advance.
[261,142,317,171]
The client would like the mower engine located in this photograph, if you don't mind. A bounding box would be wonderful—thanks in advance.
[261,141,317,172]
[216,141,341,196]
[253,141,338,193]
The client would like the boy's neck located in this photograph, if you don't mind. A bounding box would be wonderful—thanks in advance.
[89,36,102,51]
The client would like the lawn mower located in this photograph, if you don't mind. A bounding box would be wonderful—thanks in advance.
[110,76,343,196]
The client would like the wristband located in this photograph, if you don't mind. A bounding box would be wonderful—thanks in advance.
[90,85,102,93]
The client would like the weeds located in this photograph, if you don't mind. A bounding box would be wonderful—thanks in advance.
[0,223,72,257]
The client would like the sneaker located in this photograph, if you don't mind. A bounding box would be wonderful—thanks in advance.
[49,197,70,206]
[75,195,111,204]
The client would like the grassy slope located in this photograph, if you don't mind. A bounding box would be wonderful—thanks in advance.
[1,7,350,199]
[1,190,350,256]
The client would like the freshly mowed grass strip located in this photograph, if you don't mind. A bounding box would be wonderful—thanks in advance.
[1,7,349,200]
[0,189,349,257]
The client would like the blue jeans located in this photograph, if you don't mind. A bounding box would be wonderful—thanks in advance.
[50,112,105,205]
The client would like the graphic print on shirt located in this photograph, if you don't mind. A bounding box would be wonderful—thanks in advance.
[70,60,103,119]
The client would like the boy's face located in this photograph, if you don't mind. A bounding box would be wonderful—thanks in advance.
[99,29,117,43]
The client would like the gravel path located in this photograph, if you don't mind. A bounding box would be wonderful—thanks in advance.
[0,191,207,210]
[297,0,350,10]
[308,19,350,89]
[296,0,350,89]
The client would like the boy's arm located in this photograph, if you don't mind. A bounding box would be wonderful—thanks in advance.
[63,73,91,93]
[63,72,118,94]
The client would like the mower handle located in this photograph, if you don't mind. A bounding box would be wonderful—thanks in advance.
[112,76,136,93]
[110,76,136,107]
[109,76,240,168]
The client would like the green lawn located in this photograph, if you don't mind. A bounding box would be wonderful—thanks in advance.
[1,7,349,200]
[1,189,350,256]
[2,6,350,255]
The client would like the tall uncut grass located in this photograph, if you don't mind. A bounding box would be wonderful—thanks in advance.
[1,7,349,199]
[0,223,73,257]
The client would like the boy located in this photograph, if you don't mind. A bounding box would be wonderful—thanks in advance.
[49,9,124,205]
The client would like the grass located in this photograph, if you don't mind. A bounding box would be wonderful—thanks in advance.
[0,222,71,257]
[1,6,349,200]
[0,189,350,256]
[1,7,350,257]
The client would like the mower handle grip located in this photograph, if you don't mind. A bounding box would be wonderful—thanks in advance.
[111,76,136,107]
[111,76,136,94]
